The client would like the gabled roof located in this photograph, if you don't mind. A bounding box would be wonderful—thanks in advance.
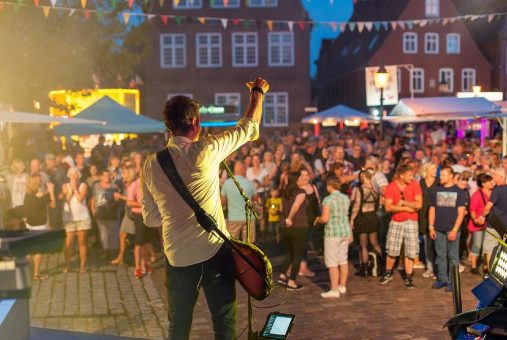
[317,0,409,79]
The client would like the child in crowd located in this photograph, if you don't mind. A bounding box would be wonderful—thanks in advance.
[314,176,352,298]
[265,187,282,242]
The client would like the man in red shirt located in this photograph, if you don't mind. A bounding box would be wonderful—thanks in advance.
[380,164,422,288]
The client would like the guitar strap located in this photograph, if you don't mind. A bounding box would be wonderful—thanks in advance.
[155,147,268,280]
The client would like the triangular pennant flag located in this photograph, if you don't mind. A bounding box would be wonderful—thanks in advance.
[34,0,39,6]
[42,5,50,17]
[390,21,397,30]
[96,9,103,20]
[442,18,449,25]
[339,23,346,33]
[488,14,495,23]
[174,0,180,6]
[470,15,479,21]
[83,9,90,20]
[365,22,373,31]
[243,19,250,29]
[297,21,305,30]
[198,17,206,24]
[147,14,155,19]
[406,21,413,29]
[110,0,118,7]
[81,0,86,8]
[450,17,457,23]
[419,19,428,27]
[287,21,293,32]
[357,22,365,33]
[224,0,229,6]
[159,0,164,7]
[13,1,21,12]
[220,18,228,29]
[69,8,75,15]
[381,21,389,30]
[0,2,4,11]
[122,12,130,24]
[266,20,273,31]
[50,0,56,7]
[128,0,134,8]
[398,21,405,29]
[373,22,381,31]
[428,19,435,25]
[161,15,168,25]
[175,16,181,24]
[348,22,356,31]
[330,22,337,32]
[233,18,239,25]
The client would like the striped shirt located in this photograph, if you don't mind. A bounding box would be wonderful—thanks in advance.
[322,191,351,238]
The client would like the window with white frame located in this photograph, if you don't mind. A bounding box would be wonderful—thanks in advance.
[196,33,222,67]
[425,0,439,17]
[263,92,288,127]
[461,68,476,91]
[268,32,294,66]
[232,33,258,67]
[425,33,439,54]
[160,34,186,68]
[248,0,276,7]
[167,93,193,100]
[446,34,460,54]
[411,68,425,93]
[173,0,202,9]
[215,93,241,115]
[439,68,454,93]
[403,32,417,54]
[211,0,239,8]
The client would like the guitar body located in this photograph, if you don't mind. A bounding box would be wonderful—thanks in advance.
[230,238,273,301]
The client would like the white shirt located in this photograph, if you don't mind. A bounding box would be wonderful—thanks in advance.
[141,119,259,266]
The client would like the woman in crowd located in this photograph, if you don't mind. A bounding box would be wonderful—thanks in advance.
[277,170,309,291]
[261,151,278,188]
[23,174,55,280]
[6,159,28,210]
[349,169,382,277]
[61,167,90,273]
[86,164,100,189]
[468,173,495,275]
[111,166,137,265]
[419,162,438,278]
[90,169,121,260]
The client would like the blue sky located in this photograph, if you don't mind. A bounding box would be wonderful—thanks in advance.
[301,0,354,77]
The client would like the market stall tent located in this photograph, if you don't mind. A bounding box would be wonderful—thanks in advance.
[54,96,165,136]
[301,104,377,125]
[0,110,104,125]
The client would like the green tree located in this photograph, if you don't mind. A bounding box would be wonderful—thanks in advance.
[0,3,151,112]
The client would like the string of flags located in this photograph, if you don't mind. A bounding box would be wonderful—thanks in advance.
[0,0,505,32]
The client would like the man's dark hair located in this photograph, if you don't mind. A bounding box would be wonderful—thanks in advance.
[395,164,414,175]
[440,165,454,176]
[477,173,493,188]
[163,96,200,134]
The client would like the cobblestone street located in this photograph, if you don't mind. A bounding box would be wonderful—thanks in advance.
[30,241,482,340]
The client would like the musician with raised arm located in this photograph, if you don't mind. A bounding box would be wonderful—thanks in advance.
[140,77,269,340]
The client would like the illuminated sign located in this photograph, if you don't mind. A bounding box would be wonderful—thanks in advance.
[199,105,236,114]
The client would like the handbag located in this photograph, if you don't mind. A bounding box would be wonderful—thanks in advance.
[156,148,273,301]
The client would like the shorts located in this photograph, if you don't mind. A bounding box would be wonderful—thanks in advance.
[386,220,419,259]
[483,227,500,256]
[470,230,485,257]
[324,236,350,267]
[64,219,91,233]
[227,219,256,243]
[132,214,158,245]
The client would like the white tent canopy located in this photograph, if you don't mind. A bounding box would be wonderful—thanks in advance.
[0,110,104,125]
[302,104,377,125]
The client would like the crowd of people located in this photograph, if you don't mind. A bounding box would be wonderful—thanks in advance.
[1,122,506,300]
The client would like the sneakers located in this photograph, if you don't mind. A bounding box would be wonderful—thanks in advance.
[432,281,447,289]
[404,277,415,289]
[286,283,304,291]
[422,269,434,278]
[379,272,393,285]
[134,268,143,279]
[458,264,465,273]
[445,283,453,292]
[321,290,340,299]
[337,285,347,294]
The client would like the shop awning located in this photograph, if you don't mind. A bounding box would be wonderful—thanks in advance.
[302,104,377,125]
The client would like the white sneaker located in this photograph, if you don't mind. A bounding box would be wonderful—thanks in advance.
[321,290,340,299]
[459,264,465,273]
[422,269,434,278]
[337,285,347,294]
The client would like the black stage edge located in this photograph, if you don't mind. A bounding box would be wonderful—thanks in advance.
[30,327,142,340]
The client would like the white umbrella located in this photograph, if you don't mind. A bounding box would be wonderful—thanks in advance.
[302,104,377,125]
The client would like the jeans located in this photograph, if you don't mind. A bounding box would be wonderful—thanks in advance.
[423,234,436,271]
[435,230,461,283]
[280,227,308,280]
[165,245,236,340]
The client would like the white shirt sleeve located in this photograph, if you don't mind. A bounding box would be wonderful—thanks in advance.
[141,158,162,228]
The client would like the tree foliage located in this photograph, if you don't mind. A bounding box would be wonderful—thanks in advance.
[0,3,151,111]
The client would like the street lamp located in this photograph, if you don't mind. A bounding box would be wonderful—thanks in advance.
[374,64,389,140]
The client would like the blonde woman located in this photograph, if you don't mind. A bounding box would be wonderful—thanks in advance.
[61,167,90,273]
[23,174,55,280]
[6,159,28,209]
[418,162,438,278]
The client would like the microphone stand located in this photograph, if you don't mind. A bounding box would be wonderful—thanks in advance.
[221,160,260,340]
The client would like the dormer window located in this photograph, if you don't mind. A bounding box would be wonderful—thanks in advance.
[425,0,439,17]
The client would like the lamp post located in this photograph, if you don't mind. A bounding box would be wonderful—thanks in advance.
[374,64,389,140]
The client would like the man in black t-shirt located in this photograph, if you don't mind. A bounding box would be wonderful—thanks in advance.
[479,169,507,239]
[428,166,467,291]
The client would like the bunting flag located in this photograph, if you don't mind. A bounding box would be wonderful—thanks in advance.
[232,18,239,25]
[339,22,346,33]
[41,5,49,17]
[488,14,495,22]
[357,21,364,33]
[397,21,404,29]
[128,0,133,8]
[442,18,449,25]
[220,18,227,28]
[348,22,356,32]
[223,0,228,6]
[33,0,38,6]
[297,21,304,30]
[173,0,179,6]
[174,15,181,24]
[50,0,56,6]
[373,22,381,31]
[197,16,205,24]
[266,20,273,31]
[80,0,86,8]
[243,19,250,29]
[419,19,428,27]
[287,21,293,32]
[83,8,90,19]
[381,21,388,30]
[390,21,397,30]
[122,11,130,24]
[147,13,155,19]
[330,22,337,32]
[365,21,373,31]
[68,8,75,15]
[161,14,168,25]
